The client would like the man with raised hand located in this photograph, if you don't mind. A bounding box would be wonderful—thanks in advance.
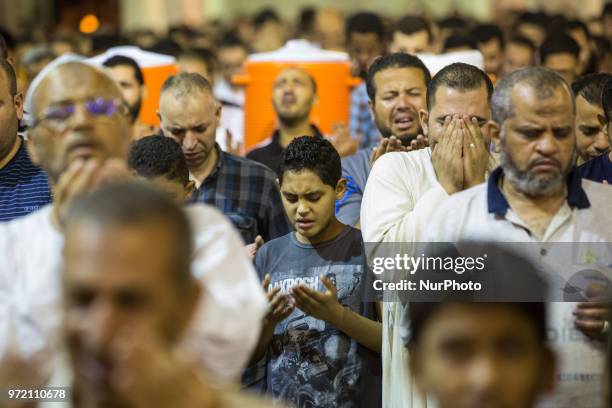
[360,62,498,408]
[424,66,612,407]
[0,60,267,384]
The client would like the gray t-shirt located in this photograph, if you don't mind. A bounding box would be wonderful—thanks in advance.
[254,227,381,408]
[336,148,374,226]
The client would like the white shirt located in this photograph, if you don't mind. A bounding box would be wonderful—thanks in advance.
[361,149,449,408]
[422,168,612,408]
[361,148,498,408]
[0,203,267,383]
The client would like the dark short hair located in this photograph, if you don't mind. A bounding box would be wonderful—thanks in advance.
[254,8,280,28]
[539,33,580,63]
[472,24,505,50]
[602,79,612,122]
[103,55,145,86]
[0,58,17,96]
[66,182,194,287]
[279,136,341,188]
[443,34,478,52]
[128,136,190,185]
[346,12,385,41]
[437,16,469,31]
[507,34,536,53]
[178,47,216,73]
[516,11,547,28]
[366,53,431,102]
[426,62,493,111]
[571,73,612,107]
[147,38,182,57]
[564,19,590,40]
[392,15,432,40]
[219,32,247,50]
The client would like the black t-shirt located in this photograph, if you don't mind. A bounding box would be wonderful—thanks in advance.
[246,126,324,176]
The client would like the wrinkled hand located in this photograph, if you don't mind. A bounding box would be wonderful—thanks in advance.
[574,283,610,341]
[292,275,345,324]
[262,274,294,327]
[432,116,463,194]
[0,348,52,408]
[245,235,264,260]
[462,116,490,188]
[330,123,359,157]
[52,158,133,229]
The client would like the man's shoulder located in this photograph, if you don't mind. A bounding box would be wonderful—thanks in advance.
[5,204,54,232]
[223,153,278,179]
[184,203,227,225]
[370,148,432,178]
[259,232,294,253]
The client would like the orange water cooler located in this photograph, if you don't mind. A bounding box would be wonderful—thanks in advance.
[233,40,362,150]
[89,46,177,127]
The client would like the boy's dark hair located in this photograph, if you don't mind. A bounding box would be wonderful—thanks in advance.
[102,55,145,86]
[147,38,182,57]
[603,79,612,123]
[508,34,536,52]
[128,136,190,185]
[279,136,341,188]
[471,24,505,49]
[571,73,612,106]
[346,12,385,41]
[178,47,216,73]
[516,11,548,28]
[443,34,478,52]
[366,53,431,101]
[539,33,580,63]
[426,62,493,111]
[392,15,431,40]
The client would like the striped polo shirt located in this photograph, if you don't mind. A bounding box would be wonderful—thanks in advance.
[0,137,52,222]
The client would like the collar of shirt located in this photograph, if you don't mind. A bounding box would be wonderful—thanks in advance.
[270,124,325,147]
[487,166,591,217]
[190,143,224,189]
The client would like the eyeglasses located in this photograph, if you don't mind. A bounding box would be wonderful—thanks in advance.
[31,97,128,129]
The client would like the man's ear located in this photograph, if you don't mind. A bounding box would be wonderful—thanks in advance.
[335,178,348,200]
[185,180,196,201]
[215,101,222,123]
[419,109,429,137]
[489,121,502,153]
[368,99,375,123]
[13,92,24,121]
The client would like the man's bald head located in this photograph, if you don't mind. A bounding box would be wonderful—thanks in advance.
[30,62,122,118]
[26,61,132,182]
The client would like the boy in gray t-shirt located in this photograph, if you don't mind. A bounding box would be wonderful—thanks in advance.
[248,136,382,408]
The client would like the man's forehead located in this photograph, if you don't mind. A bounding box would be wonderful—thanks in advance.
[34,64,120,108]
[375,67,425,88]
[432,86,491,117]
[511,83,574,116]
[275,68,312,83]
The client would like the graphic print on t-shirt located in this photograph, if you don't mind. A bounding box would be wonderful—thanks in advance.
[267,264,366,408]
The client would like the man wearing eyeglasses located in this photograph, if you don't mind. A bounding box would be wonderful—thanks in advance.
[0,60,268,386]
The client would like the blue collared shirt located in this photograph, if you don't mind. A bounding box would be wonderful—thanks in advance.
[0,137,52,222]
[188,144,292,244]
